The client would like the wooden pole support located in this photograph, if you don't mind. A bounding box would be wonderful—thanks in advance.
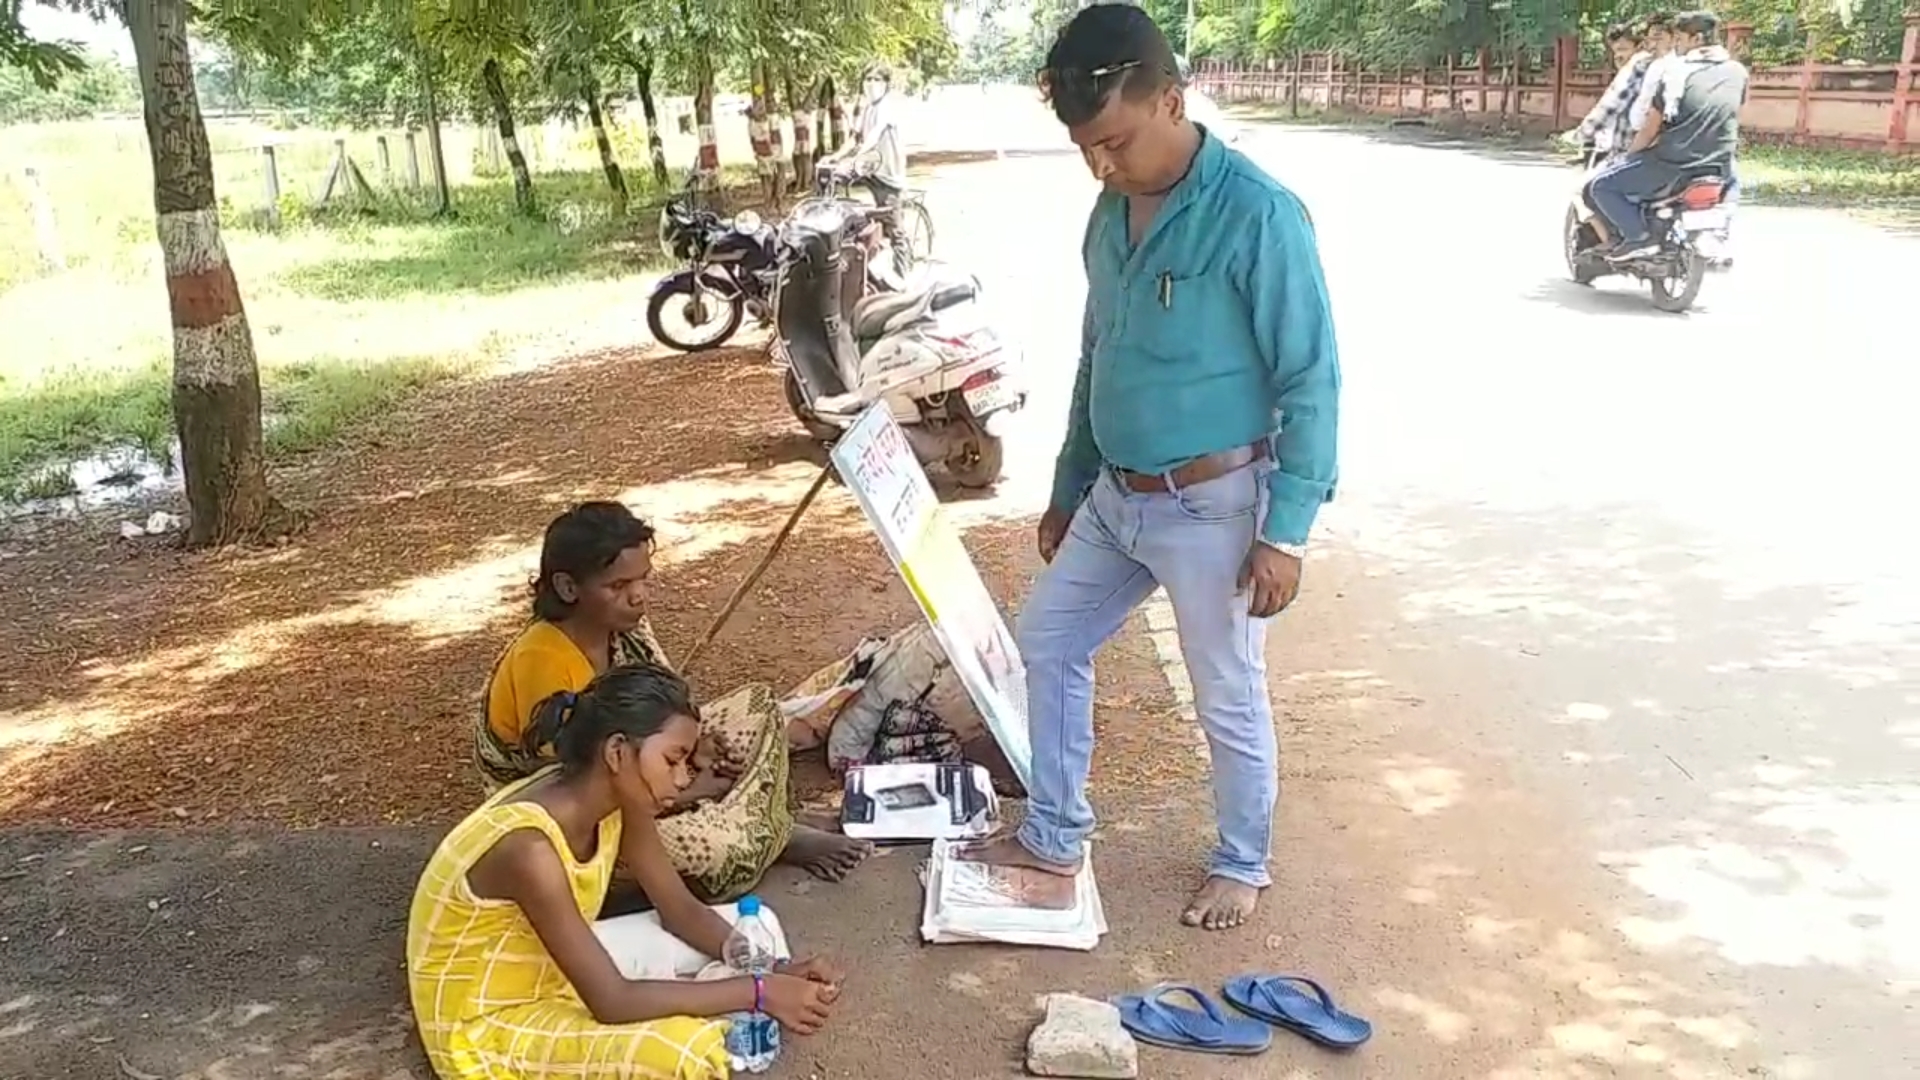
[680,461,836,676]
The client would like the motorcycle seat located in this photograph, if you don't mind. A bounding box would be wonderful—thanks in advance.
[851,270,980,339]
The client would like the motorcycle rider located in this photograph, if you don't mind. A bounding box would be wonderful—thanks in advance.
[1586,10,1748,261]
[822,64,907,210]
[819,63,910,266]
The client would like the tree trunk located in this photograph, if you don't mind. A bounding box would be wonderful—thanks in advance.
[747,60,773,194]
[126,0,286,548]
[823,75,845,152]
[786,68,815,193]
[766,62,789,208]
[423,70,452,216]
[480,57,536,214]
[632,51,669,187]
[693,48,719,194]
[583,80,628,217]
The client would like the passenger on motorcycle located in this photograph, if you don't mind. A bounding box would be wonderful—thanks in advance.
[1563,19,1656,166]
[1585,10,1748,262]
[1569,13,1671,247]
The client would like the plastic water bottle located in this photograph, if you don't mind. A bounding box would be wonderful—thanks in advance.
[720,894,781,1073]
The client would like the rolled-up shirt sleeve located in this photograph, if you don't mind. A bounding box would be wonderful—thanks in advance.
[1242,192,1340,546]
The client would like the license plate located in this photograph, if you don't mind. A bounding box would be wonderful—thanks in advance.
[964,377,1019,416]
[1680,209,1727,231]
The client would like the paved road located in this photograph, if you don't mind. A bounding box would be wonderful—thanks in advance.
[922,95,1919,1076]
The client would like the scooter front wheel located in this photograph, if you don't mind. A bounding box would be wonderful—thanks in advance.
[782,368,843,443]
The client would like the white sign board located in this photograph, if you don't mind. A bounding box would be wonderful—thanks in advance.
[829,405,1032,793]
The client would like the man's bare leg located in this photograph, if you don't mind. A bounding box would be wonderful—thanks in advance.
[1182,877,1262,930]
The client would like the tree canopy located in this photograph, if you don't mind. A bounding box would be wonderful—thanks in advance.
[943,0,1915,83]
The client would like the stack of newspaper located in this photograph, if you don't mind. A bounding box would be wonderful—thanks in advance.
[919,839,1107,951]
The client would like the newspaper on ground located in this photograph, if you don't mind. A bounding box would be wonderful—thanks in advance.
[919,839,1107,951]
[840,761,999,843]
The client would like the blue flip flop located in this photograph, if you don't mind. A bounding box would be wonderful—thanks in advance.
[1223,974,1372,1049]
[1111,983,1273,1056]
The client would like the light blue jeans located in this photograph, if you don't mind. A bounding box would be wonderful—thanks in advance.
[1014,462,1278,887]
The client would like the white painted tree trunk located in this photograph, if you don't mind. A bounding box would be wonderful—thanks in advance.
[127,0,284,546]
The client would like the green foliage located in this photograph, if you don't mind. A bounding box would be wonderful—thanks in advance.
[1205,0,1915,66]
[0,47,134,122]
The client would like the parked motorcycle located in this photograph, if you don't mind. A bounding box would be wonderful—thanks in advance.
[1564,152,1730,313]
[770,197,1023,489]
[646,188,778,352]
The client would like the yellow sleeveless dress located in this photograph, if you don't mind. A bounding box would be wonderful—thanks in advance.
[406,775,730,1079]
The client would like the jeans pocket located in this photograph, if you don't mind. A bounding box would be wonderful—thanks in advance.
[1172,467,1262,523]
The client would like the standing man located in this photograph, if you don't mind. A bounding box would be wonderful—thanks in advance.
[961,4,1339,932]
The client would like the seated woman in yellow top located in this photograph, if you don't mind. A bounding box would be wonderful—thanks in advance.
[477,501,871,902]
[412,664,843,1080]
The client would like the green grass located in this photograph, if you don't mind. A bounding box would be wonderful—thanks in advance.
[0,110,763,503]
[1735,143,1920,204]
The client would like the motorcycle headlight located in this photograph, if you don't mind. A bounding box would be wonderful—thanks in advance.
[734,209,762,233]
[657,207,674,252]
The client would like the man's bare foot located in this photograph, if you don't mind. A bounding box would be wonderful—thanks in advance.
[777,825,873,882]
[1180,876,1262,930]
[955,835,1082,877]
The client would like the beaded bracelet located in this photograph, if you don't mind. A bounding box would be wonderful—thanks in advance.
[751,972,765,1013]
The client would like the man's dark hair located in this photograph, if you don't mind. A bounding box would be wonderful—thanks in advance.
[1674,10,1721,43]
[1641,11,1675,33]
[1604,21,1639,45]
[1040,3,1181,127]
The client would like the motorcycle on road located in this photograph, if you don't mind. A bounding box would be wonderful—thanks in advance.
[1564,144,1731,314]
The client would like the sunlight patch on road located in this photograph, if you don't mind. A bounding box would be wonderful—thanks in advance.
[1381,757,1465,816]
[1612,783,1920,979]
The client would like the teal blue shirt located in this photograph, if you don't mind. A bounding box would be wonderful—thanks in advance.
[1050,131,1340,546]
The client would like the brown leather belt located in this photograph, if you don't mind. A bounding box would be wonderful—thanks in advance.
[1115,441,1268,493]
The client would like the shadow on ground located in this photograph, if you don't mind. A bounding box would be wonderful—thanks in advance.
[0,339,1020,829]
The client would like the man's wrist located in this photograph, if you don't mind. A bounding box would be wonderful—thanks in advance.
[1259,538,1307,560]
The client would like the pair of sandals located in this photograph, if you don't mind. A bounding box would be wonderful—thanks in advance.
[1114,975,1372,1056]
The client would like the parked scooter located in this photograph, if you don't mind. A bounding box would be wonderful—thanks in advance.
[646,176,778,352]
[771,197,1023,488]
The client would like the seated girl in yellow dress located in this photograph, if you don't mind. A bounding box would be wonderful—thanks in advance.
[475,501,873,902]
[410,664,844,1080]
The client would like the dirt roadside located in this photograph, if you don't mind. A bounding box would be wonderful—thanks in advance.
[1,533,1774,1080]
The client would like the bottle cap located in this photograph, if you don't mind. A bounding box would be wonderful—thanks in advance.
[737,894,762,917]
